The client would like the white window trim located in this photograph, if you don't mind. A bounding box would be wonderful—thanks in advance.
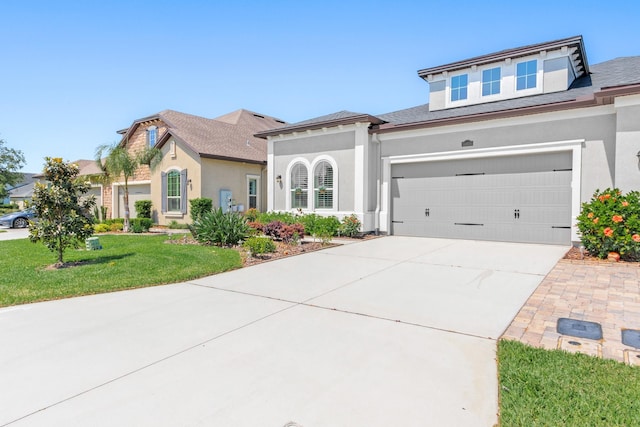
[285,157,311,211]
[164,167,183,213]
[515,59,540,93]
[246,174,260,211]
[481,66,501,97]
[147,126,158,147]
[449,73,469,103]
[310,155,338,212]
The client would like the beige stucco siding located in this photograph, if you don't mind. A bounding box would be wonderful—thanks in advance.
[151,138,202,224]
[150,137,265,225]
[200,158,264,211]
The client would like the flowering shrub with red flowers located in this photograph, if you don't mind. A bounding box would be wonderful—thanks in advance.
[576,188,640,260]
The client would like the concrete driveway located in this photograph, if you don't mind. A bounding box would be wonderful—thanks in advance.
[0,237,567,427]
[0,227,29,241]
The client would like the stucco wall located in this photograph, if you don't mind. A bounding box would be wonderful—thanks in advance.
[151,138,202,224]
[380,109,617,202]
[200,157,264,212]
[614,97,640,193]
[272,130,356,213]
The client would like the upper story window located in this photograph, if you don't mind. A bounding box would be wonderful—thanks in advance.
[450,74,468,101]
[290,163,308,209]
[147,126,157,147]
[516,60,537,90]
[482,67,501,96]
[314,161,333,209]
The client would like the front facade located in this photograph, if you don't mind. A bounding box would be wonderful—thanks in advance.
[258,36,640,245]
[113,109,284,224]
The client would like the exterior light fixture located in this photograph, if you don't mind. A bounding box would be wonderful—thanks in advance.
[637,150,640,160]
[276,175,282,184]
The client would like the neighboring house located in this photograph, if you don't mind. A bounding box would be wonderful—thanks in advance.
[257,35,640,245]
[6,173,38,208]
[112,109,286,224]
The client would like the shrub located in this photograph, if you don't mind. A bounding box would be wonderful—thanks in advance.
[130,218,153,233]
[576,188,640,260]
[247,221,264,234]
[104,218,124,226]
[263,221,304,243]
[168,220,190,229]
[190,198,213,222]
[339,214,361,237]
[244,208,260,222]
[134,200,153,219]
[94,223,110,233]
[190,208,250,246]
[256,211,297,225]
[109,222,124,232]
[243,236,276,257]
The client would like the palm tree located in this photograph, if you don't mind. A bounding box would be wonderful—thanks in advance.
[95,143,161,232]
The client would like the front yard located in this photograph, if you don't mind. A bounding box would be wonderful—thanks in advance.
[0,234,241,307]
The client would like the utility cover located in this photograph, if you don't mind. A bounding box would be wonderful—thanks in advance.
[622,329,640,349]
[556,318,603,340]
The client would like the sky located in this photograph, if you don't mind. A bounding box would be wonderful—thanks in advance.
[1,0,639,171]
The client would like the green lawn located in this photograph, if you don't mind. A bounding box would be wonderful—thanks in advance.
[0,234,241,307]
[498,340,640,426]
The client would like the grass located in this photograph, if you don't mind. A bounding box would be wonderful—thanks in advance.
[498,340,640,426]
[0,234,242,307]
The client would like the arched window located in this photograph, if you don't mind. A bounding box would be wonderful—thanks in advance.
[314,161,333,209]
[166,170,181,212]
[290,163,308,209]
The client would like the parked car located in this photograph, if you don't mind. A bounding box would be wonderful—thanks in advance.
[0,208,37,228]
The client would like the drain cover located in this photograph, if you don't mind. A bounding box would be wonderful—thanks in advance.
[622,329,640,349]
[556,318,603,340]
[557,337,602,357]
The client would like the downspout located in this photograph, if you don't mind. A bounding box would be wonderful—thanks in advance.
[372,132,382,235]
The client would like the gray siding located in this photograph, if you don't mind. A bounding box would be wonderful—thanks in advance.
[273,131,356,211]
[382,113,617,202]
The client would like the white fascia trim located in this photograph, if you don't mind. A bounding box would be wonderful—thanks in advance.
[385,139,584,242]
[269,122,366,142]
[378,104,614,141]
[614,93,640,108]
[267,140,275,211]
[389,139,584,164]
[112,179,152,186]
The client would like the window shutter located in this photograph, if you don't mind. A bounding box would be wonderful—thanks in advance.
[180,169,188,214]
[161,171,167,213]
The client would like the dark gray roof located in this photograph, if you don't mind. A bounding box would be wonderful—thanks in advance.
[378,56,640,126]
[255,110,386,138]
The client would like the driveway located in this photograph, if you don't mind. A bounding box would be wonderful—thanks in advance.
[0,227,29,241]
[0,237,567,427]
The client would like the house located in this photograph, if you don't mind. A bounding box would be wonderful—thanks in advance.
[110,109,286,224]
[6,173,38,208]
[256,35,640,245]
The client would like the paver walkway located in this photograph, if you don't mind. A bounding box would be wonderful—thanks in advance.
[502,258,640,364]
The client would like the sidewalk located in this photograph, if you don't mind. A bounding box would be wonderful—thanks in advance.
[502,258,640,364]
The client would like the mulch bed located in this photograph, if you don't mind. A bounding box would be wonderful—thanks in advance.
[563,246,640,266]
[164,234,379,267]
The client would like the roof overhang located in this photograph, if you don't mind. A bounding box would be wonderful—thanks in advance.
[255,114,386,139]
[372,82,640,134]
[418,35,589,81]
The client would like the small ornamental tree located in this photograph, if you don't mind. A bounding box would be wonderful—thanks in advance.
[576,188,640,261]
[29,157,96,265]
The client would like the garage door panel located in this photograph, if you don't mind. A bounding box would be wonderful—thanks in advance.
[391,155,572,245]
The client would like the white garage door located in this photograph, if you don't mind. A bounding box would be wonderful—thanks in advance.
[391,152,572,245]
[117,184,151,219]
[84,187,102,207]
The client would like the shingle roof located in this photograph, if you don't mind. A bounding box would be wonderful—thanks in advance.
[377,56,640,127]
[254,110,386,138]
[7,173,38,198]
[153,109,285,163]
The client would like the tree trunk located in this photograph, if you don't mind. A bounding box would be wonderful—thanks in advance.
[123,180,130,232]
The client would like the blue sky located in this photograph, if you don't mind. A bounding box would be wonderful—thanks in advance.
[1,0,639,171]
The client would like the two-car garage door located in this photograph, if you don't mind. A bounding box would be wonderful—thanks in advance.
[391,152,572,245]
